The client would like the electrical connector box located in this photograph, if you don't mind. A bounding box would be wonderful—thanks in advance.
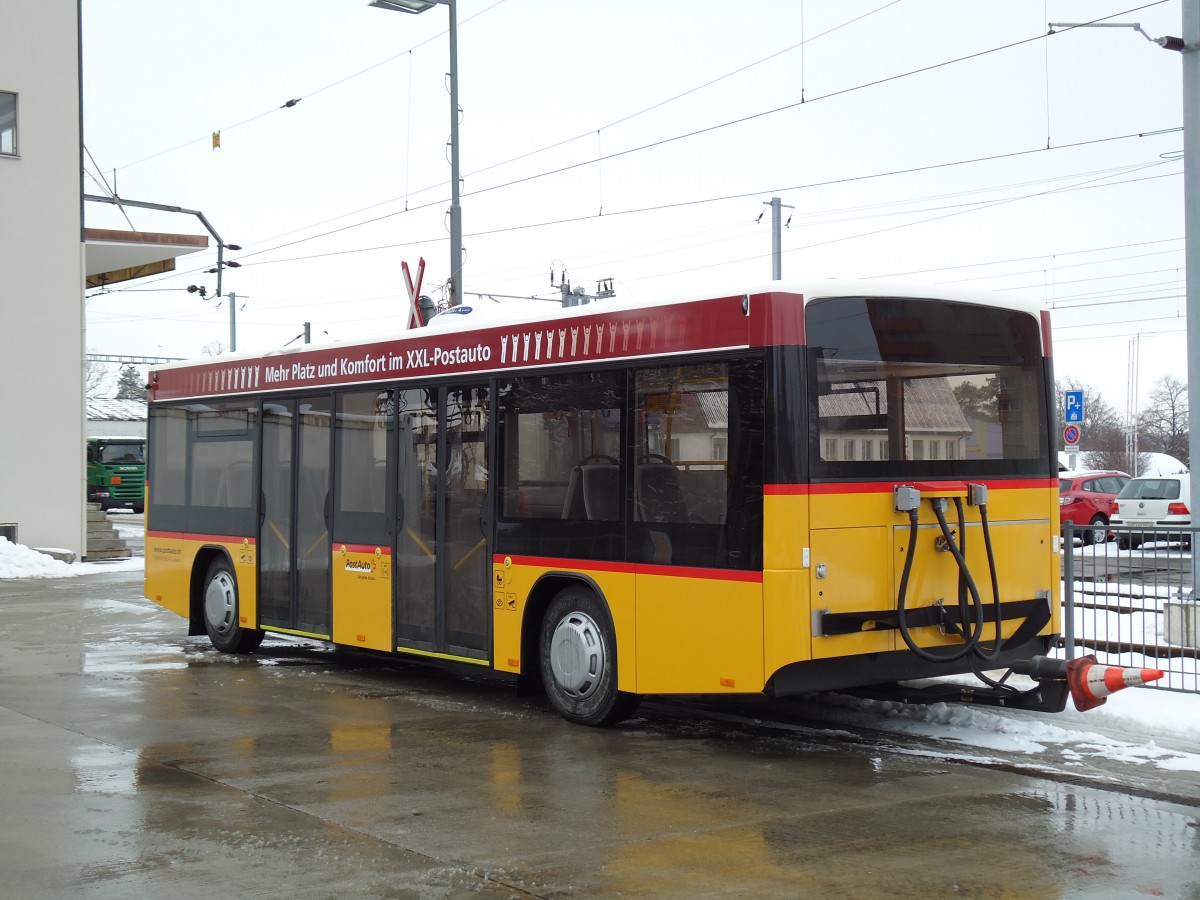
[967,482,988,507]
[894,485,921,512]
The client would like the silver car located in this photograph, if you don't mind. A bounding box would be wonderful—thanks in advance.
[1110,474,1192,550]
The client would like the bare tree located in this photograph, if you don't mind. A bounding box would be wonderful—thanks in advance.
[201,340,226,357]
[85,354,110,399]
[1138,375,1189,463]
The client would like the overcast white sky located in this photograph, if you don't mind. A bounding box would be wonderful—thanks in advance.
[81,0,1188,420]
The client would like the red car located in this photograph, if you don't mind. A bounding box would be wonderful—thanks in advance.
[1059,470,1130,545]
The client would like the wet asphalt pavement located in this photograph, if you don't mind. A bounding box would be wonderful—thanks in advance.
[1,555,1199,897]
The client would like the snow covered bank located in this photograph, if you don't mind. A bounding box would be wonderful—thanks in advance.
[0,537,143,579]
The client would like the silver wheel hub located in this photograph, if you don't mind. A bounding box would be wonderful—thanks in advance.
[204,571,236,636]
[549,611,604,700]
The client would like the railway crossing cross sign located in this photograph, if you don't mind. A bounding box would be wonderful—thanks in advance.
[1064,390,1084,423]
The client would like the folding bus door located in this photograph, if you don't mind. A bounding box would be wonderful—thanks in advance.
[259,395,333,638]
[394,383,491,660]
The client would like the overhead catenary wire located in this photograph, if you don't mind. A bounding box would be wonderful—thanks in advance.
[103,1,1170,279]
[83,0,1181,353]
[225,127,1181,271]
[87,133,1182,311]
[108,0,510,175]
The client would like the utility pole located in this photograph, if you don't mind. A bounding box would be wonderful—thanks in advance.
[1048,10,1200,589]
[369,0,462,306]
[1126,334,1140,470]
[226,293,247,353]
[448,0,462,306]
[1182,2,1200,592]
[761,197,793,281]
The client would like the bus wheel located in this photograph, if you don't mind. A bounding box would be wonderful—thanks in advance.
[540,586,640,727]
[202,557,263,654]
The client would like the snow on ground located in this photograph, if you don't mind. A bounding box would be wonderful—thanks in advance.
[827,678,1200,774]
[1058,451,1187,476]
[1,533,1195,774]
[0,536,143,578]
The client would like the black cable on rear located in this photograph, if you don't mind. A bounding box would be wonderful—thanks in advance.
[972,499,1006,664]
[896,499,985,663]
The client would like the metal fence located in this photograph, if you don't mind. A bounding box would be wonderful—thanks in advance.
[1061,522,1200,694]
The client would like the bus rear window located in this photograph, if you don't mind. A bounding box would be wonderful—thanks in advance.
[806,296,1048,478]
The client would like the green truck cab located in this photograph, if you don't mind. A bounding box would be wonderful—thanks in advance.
[86,437,145,512]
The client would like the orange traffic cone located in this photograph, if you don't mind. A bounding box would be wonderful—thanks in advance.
[1065,654,1165,712]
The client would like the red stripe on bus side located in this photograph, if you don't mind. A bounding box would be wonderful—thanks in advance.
[494,554,763,583]
[765,478,1056,496]
[336,543,392,555]
[146,530,256,544]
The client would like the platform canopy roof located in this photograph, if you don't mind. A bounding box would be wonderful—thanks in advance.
[84,228,209,288]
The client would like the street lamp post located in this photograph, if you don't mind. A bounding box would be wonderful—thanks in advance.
[370,0,463,307]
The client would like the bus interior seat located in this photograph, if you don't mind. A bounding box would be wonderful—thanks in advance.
[561,464,619,521]
[683,469,726,525]
[635,462,690,523]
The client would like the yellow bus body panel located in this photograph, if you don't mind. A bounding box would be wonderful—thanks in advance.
[763,567,811,676]
[806,485,1058,659]
[492,559,637,692]
[144,533,258,628]
[146,480,1057,697]
[145,533,188,618]
[331,545,392,652]
[763,493,808,570]
[763,494,813,675]
[633,570,763,694]
[493,558,765,695]
[809,524,896,658]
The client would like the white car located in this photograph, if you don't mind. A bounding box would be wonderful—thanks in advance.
[1110,474,1192,550]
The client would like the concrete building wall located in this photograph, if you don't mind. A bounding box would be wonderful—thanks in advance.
[0,1,86,555]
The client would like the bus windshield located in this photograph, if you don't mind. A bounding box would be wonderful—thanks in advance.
[806,295,1049,478]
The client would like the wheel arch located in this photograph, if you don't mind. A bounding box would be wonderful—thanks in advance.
[519,572,619,692]
[188,546,236,636]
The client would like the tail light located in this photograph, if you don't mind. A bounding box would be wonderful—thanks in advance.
[1167,502,1189,515]
[1111,500,1121,515]
[1059,495,1077,507]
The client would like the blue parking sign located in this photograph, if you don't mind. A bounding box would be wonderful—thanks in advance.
[1064,390,1084,423]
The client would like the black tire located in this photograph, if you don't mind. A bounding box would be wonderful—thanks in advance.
[202,557,264,653]
[1083,516,1108,546]
[540,586,640,727]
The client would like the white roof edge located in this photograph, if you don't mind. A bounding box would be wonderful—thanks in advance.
[149,279,1045,374]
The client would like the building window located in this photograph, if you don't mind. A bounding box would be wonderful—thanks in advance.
[930,440,940,460]
[862,440,874,461]
[0,91,16,156]
[843,439,856,460]
[824,439,837,460]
